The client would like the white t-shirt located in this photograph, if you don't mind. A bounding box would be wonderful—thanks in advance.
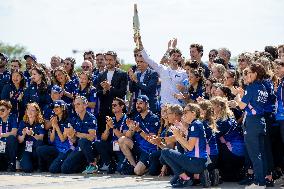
[141,49,187,105]
[107,71,115,83]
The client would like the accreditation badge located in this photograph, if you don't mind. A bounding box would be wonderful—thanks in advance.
[25,141,33,152]
[113,141,120,151]
[0,141,6,153]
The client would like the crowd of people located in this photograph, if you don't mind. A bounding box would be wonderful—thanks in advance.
[0,36,284,188]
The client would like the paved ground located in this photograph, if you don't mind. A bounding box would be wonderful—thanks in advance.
[0,172,283,189]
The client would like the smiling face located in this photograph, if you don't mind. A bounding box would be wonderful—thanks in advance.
[26,105,38,120]
[136,100,147,114]
[74,98,87,115]
[63,60,72,73]
[105,55,116,70]
[55,70,66,84]
[12,72,23,85]
[79,73,89,86]
[0,105,10,119]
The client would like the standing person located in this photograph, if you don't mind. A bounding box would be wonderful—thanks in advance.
[129,55,159,114]
[1,70,26,119]
[190,44,210,78]
[61,96,97,174]
[0,100,18,172]
[37,100,73,173]
[10,59,22,72]
[218,48,235,69]
[96,51,128,136]
[52,67,77,105]
[0,53,10,99]
[63,57,79,87]
[234,63,268,188]
[136,36,187,106]
[17,103,45,173]
[23,54,37,87]
[83,51,95,68]
[23,66,51,110]
[76,71,98,115]
[160,103,210,188]
[118,95,160,176]
[50,55,62,70]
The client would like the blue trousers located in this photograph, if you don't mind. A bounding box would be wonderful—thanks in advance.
[0,135,18,170]
[20,140,44,173]
[244,116,267,186]
[61,138,93,174]
[37,145,71,173]
[161,148,206,176]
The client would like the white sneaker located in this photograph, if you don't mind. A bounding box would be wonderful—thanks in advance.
[245,183,266,189]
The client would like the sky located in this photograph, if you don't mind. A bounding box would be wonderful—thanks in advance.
[1,0,284,66]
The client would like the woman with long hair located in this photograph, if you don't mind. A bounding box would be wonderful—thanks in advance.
[211,96,245,182]
[52,66,76,105]
[36,100,73,173]
[160,103,210,188]
[63,57,79,87]
[234,63,270,187]
[17,103,45,173]
[76,71,97,115]
[198,100,219,186]
[1,69,26,119]
[23,66,51,110]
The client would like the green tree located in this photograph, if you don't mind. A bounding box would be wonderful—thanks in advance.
[0,41,28,60]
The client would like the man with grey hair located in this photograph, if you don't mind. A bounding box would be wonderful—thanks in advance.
[50,55,62,70]
[218,48,235,69]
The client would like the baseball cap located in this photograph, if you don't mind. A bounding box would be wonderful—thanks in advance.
[24,54,37,62]
[53,100,66,108]
[137,95,149,103]
[0,53,9,62]
[51,85,63,93]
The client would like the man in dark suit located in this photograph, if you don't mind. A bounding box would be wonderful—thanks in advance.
[96,51,128,136]
[129,55,159,115]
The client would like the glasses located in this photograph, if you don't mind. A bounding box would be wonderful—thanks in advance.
[81,66,90,69]
[0,108,6,112]
[238,58,245,62]
[209,54,217,58]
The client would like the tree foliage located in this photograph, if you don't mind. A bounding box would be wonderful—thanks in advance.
[0,41,28,60]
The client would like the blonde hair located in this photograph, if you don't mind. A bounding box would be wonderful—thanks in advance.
[23,103,44,124]
[198,100,218,133]
[210,96,233,121]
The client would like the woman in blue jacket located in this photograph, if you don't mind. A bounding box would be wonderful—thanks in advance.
[234,63,268,187]
[211,96,245,182]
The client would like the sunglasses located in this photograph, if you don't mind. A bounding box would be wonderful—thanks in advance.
[209,54,217,58]
[238,58,245,62]
[81,66,90,69]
